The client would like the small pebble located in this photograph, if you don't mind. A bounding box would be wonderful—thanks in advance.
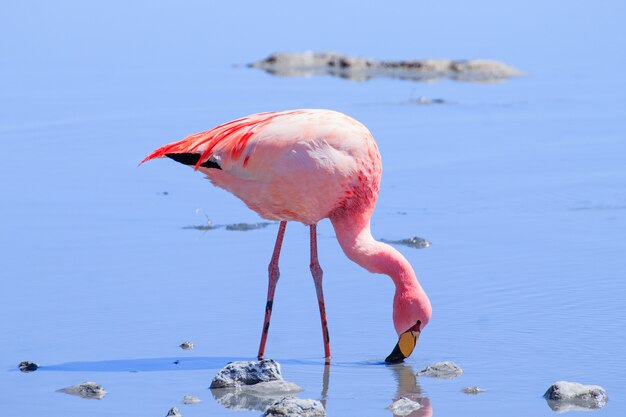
[225,222,273,231]
[388,397,422,416]
[264,397,326,417]
[166,406,182,417]
[18,361,39,373]
[461,386,485,394]
[58,382,106,399]
[179,341,194,350]
[182,395,201,404]
[411,97,446,105]
[417,361,463,379]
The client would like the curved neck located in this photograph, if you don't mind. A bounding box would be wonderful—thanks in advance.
[331,211,431,334]
[330,212,419,292]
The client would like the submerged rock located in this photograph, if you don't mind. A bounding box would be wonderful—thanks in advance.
[182,395,201,404]
[58,382,106,399]
[18,361,39,373]
[417,361,463,379]
[544,381,608,412]
[225,222,273,231]
[210,359,283,388]
[166,406,182,417]
[212,380,303,412]
[264,397,326,417]
[184,221,273,231]
[461,386,485,394]
[388,397,422,416]
[250,51,522,83]
[409,97,446,105]
[383,236,431,249]
[179,341,194,350]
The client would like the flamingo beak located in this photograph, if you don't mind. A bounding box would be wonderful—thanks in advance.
[385,330,420,363]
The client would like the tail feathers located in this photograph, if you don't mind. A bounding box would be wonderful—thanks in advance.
[139,110,304,169]
[139,140,190,166]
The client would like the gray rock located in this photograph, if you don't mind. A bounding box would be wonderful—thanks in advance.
[210,359,283,388]
[409,97,446,105]
[461,386,485,394]
[57,381,106,399]
[179,341,194,350]
[166,406,182,417]
[264,397,326,417]
[388,397,422,416]
[225,222,273,231]
[250,51,522,83]
[212,380,303,412]
[18,361,39,373]
[383,236,431,249]
[544,381,608,412]
[417,361,463,379]
[182,395,201,404]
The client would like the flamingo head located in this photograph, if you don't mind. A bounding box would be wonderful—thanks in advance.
[385,287,432,363]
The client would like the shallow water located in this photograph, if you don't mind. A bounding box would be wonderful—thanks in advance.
[1,1,625,416]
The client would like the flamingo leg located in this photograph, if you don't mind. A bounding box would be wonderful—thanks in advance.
[257,221,287,361]
[310,224,332,361]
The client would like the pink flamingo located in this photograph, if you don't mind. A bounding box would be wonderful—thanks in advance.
[141,109,431,362]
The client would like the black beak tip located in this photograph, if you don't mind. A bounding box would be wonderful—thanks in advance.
[385,345,406,363]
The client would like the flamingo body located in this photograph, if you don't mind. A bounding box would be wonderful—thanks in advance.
[142,109,381,225]
[142,109,431,362]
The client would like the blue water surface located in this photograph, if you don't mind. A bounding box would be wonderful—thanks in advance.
[1,1,625,416]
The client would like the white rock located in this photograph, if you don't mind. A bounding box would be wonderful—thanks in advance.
[210,359,282,388]
[57,381,106,399]
[544,381,608,411]
[417,361,463,379]
[388,397,422,416]
[264,397,326,417]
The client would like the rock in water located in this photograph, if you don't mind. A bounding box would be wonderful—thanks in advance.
[544,381,608,411]
[264,398,326,417]
[212,379,302,412]
[166,406,182,417]
[382,236,431,249]
[250,51,522,83]
[225,222,273,231]
[417,361,463,379]
[58,382,106,399]
[179,341,194,350]
[18,361,39,373]
[461,386,485,394]
[211,359,283,388]
[182,395,201,404]
[388,397,422,416]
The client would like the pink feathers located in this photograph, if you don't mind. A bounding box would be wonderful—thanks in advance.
[140,110,305,169]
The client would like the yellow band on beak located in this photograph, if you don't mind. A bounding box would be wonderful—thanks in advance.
[398,330,419,358]
[385,329,420,363]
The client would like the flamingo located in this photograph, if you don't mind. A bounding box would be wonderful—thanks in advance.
[141,109,431,363]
